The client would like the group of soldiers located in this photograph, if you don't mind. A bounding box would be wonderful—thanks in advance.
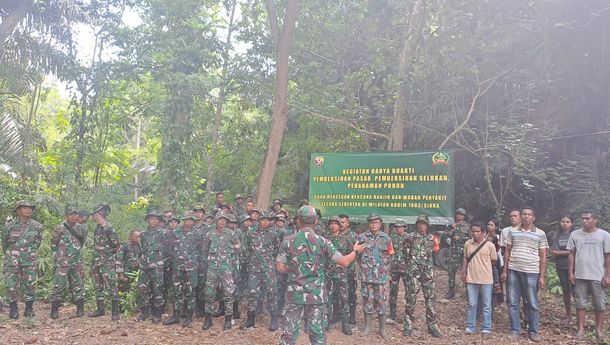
[3,193,475,344]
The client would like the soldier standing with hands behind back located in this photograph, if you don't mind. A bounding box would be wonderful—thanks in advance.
[441,208,471,299]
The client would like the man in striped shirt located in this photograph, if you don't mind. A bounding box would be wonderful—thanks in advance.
[500,207,548,342]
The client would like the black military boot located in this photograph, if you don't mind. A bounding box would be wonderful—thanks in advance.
[379,314,389,339]
[362,312,372,336]
[183,309,193,328]
[151,306,161,324]
[241,310,255,329]
[9,302,19,320]
[202,313,213,330]
[50,301,60,319]
[213,303,225,317]
[223,314,232,330]
[75,299,84,317]
[24,301,34,317]
[444,288,455,299]
[111,300,120,321]
[388,303,396,324]
[348,306,356,324]
[138,305,150,321]
[255,300,263,316]
[232,301,240,319]
[88,300,105,317]
[269,313,279,331]
[341,317,353,335]
[163,310,180,325]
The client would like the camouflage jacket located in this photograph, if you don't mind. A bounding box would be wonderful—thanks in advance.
[3,218,43,266]
[233,206,247,218]
[203,228,240,272]
[404,231,435,272]
[341,228,357,273]
[390,232,409,273]
[194,222,210,271]
[357,231,393,284]
[51,222,87,267]
[140,227,166,269]
[245,226,280,273]
[238,227,251,264]
[116,242,142,273]
[276,227,340,305]
[441,221,471,256]
[173,227,202,271]
[92,221,120,267]
[325,232,353,279]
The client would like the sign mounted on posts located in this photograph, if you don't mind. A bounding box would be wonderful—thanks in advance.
[308,151,454,225]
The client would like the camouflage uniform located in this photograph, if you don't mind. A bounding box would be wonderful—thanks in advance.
[441,210,471,296]
[403,215,441,337]
[138,225,167,312]
[3,216,43,303]
[91,220,120,302]
[388,220,409,321]
[341,227,358,321]
[357,228,393,315]
[116,241,142,293]
[193,216,210,314]
[161,225,177,309]
[276,217,295,312]
[236,218,252,302]
[51,221,87,303]
[276,212,342,345]
[172,224,201,315]
[324,224,353,325]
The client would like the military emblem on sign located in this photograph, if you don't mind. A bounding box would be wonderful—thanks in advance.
[314,156,325,167]
[432,152,449,166]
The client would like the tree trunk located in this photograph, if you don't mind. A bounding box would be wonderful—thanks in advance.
[0,0,34,47]
[255,0,300,208]
[205,0,236,202]
[388,0,426,151]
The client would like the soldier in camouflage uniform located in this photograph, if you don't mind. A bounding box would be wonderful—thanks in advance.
[275,214,295,313]
[403,215,442,338]
[3,201,43,319]
[192,204,209,317]
[338,214,358,324]
[276,205,365,345]
[387,219,409,324]
[137,210,167,323]
[202,213,241,330]
[241,211,281,331]
[233,194,247,218]
[235,213,254,318]
[88,204,121,321]
[227,213,243,319]
[163,211,201,327]
[357,214,394,339]
[441,208,471,299]
[117,230,142,294]
[162,214,179,310]
[324,216,354,335]
[50,207,88,319]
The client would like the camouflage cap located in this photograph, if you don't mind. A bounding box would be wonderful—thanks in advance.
[272,198,283,205]
[367,214,382,222]
[239,214,252,223]
[192,204,205,212]
[218,203,230,209]
[227,213,238,223]
[205,214,214,220]
[297,205,317,221]
[415,214,429,225]
[276,214,286,222]
[181,210,196,220]
[215,212,231,222]
[235,194,243,200]
[91,204,111,216]
[144,210,162,221]
[65,206,79,215]
[455,208,467,215]
[168,216,180,223]
[258,211,274,220]
[393,219,407,227]
[249,208,260,215]
[15,200,35,210]
[327,215,341,224]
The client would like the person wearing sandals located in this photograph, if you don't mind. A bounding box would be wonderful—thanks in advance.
[551,215,574,325]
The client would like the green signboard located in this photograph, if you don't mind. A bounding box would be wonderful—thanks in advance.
[308,151,454,225]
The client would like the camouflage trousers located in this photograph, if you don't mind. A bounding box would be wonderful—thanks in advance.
[4,263,37,302]
[163,262,174,305]
[280,302,327,345]
[236,263,248,300]
[361,281,389,315]
[447,252,463,291]
[327,275,349,319]
[389,271,408,311]
[204,270,234,315]
[347,267,357,307]
[404,268,438,331]
[91,264,119,301]
[247,270,278,313]
[277,272,288,311]
[51,263,85,302]
[196,268,206,310]
[138,267,165,308]
[173,269,197,313]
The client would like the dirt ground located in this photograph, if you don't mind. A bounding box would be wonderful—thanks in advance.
[1,270,608,345]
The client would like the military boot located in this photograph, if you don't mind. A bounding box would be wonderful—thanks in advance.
[138,305,150,321]
[9,302,19,320]
[269,313,279,331]
[50,301,60,319]
[232,301,240,319]
[151,306,161,324]
[348,305,356,324]
[362,312,372,336]
[341,317,353,336]
[379,314,389,339]
[163,310,180,325]
[241,310,255,329]
[223,314,232,330]
[213,303,225,317]
[202,313,213,330]
[88,300,105,317]
[403,315,413,337]
[387,303,396,324]
[75,299,84,317]
[183,309,193,328]
[429,325,443,338]
[444,288,455,299]
[255,300,263,316]
[111,300,120,321]
[24,301,34,317]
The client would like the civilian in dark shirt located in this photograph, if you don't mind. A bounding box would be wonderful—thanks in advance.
[551,215,573,324]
